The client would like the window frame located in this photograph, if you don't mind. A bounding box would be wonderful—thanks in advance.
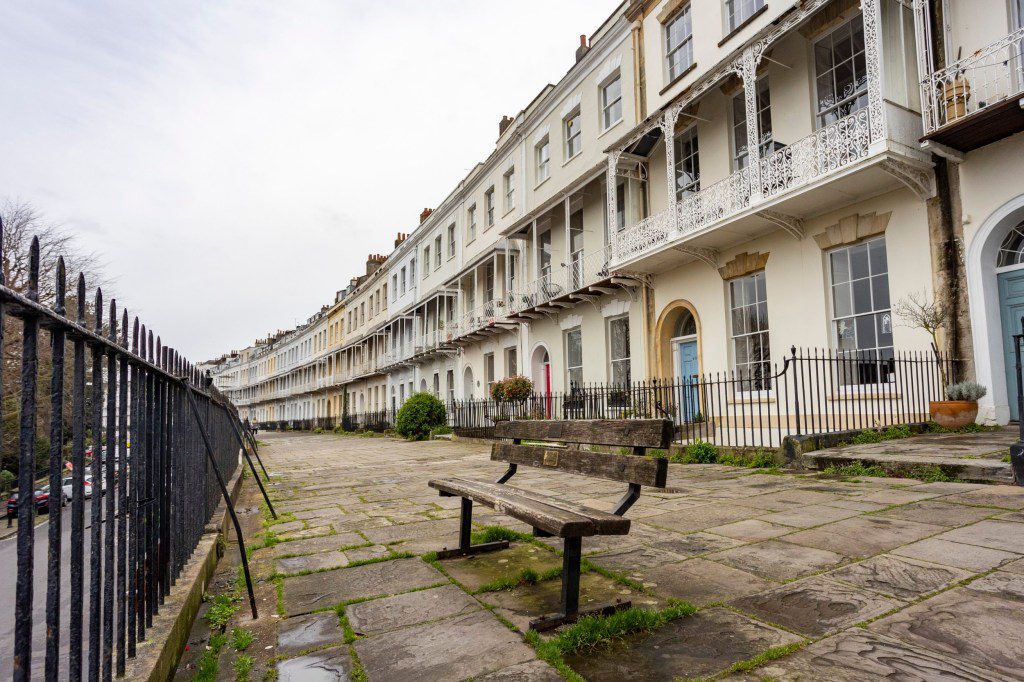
[467,204,478,242]
[484,188,495,228]
[665,4,694,83]
[535,137,550,185]
[505,346,518,378]
[434,234,442,270]
[725,0,765,33]
[731,76,773,170]
[812,14,869,129]
[600,73,623,131]
[826,236,894,386]
[673,125,701,199]
[447,223,456,259]
[422,246,430,278]
[727,271,771,391]
[564,327,583,389]
[563,107,582,160]
[503,169,516,213]
[606,315,631,387]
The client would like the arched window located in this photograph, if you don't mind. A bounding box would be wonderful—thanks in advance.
[998,222,1024,267]
[674,310,697,338]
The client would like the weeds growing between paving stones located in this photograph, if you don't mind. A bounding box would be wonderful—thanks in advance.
[524,601,697,680]
[231,627,256,651]
[205,593,242,629]
[193,632,227,682]
[233,653,255,681]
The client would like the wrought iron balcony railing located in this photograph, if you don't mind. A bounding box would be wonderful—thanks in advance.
[921,27,1024,135]
[612,108,873,264]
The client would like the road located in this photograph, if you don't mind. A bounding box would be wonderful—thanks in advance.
[0,503,101,680]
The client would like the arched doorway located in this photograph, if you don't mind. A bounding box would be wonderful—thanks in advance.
[420,378,428,394]
[967,195,1024,423]
[655,301,702,422]
[463,366,475,400]
[530,345,551,395]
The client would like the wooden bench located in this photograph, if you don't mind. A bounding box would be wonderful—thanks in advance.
[429,418,672,630]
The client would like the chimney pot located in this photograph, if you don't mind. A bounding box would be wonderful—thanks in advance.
[419,208,433,223]
[575,34,591,63]
[499,115,514,136]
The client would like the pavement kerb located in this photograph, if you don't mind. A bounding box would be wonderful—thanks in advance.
[122,451,247,682]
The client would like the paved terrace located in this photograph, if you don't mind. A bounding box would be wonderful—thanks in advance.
[186,431,1024,681]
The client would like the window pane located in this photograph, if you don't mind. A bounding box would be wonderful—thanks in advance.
[833,282,853,318]
[855,314,877,348]
[849,243,870,279]
[852,277,873,313]
[868,238,888,274]
[830,250,850,284]
[871,274,890,310]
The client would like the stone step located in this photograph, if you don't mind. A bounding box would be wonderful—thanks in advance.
[801,450,1014,484]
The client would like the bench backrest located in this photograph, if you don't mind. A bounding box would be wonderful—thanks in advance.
[491,419,671,488]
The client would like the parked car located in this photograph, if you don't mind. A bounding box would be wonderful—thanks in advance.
[61,476,93,499]
[84,473,107,496]
[33,485,68,513]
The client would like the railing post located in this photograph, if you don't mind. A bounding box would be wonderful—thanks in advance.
[790,346,802,436]
[1010,317,1024,485]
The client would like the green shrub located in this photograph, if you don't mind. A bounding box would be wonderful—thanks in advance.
[850,429,883,445]
[946,381,987,401]
[429,424,453,438]
[0,470,14,495]
[312,427,324,434]
[882,424,912,440]
[681,440,718,464]
[395,393,447,441]
[748,449,777,468]
[231,627,255,651]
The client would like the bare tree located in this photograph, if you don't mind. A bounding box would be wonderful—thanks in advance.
[895,288,951,385]
[0,199,111,475]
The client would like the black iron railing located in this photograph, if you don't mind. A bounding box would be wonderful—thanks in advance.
[447,347,957,448]
[4,232,255,681]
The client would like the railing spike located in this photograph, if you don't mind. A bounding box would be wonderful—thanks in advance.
[94,287,103,332]
[77,273,86,323]
[55,256,66,316]
[27,235,39,302]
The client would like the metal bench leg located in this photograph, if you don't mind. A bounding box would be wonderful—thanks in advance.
[561,536,582,616]
[434,495,511,560]
[529,536,631,632]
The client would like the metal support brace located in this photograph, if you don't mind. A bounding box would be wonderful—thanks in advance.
[181,382,258,619]
[228,417,277,519]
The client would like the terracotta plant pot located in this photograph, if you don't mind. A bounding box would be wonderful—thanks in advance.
[929,400,979,430]
[943,77,970,123]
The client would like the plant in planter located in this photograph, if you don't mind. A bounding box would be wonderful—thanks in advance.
[490,376,534,420]
[941,48,970,124]
[895,290,987,428]
[932,381,987,429]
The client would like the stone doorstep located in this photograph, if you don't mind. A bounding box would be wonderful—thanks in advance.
[801,451,1013,484]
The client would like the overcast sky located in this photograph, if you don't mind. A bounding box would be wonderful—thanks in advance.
[0,0,617,360]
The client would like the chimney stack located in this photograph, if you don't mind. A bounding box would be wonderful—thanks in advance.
[395,232,408,248]
[499,115,514,136]
[419,208,433,223]
[575,34,590,63]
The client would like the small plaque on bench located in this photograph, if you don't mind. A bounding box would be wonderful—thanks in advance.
[543,450,559,467]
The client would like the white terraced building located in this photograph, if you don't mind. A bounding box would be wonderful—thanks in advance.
[208,0,1024,437]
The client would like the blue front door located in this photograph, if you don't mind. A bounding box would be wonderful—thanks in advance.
[998,269,1024,420]
[676,340,699,421]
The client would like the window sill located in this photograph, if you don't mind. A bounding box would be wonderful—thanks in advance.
[597,118,624,141]
[562,150,582,167]
[502,207,516,219]
[718,4,768,48]
[534,176,551,190]
[658,61,697,96]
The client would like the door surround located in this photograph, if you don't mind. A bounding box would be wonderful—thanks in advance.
[655,300,702,380]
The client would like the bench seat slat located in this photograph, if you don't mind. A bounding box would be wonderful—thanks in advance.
[491,443,667,487]
[429,477,629,537]
[494,419,673,449]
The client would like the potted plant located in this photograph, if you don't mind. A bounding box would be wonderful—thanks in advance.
[895,290,986,428]
[942,49,970,124]
[931,381,987,429]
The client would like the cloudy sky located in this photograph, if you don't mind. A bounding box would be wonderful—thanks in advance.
[0,0,617,360]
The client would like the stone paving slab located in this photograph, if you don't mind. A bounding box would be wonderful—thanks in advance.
[712,540,847,581]
[828,554,971,600]
[276,645,353,681]
[276,610,344,655]
[281,557,445,616]
[244,432,1024,682]
[731,576,901,637]
[752,629,1007,681]
[346,584,480,635]
[564,607,802,682]
[870,588,1024,678]
[353,610,536,682]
